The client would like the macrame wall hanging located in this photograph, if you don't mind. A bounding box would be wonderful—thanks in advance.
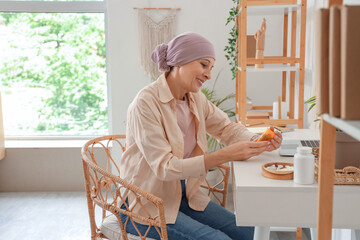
[135,8,179,81]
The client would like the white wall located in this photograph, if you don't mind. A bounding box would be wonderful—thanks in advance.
[246,14,284,107]
[0,0,317,191]
[107,0,238,134]
[107,0,314,134]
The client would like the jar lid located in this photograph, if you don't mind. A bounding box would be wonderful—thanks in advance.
[296,146,312,154]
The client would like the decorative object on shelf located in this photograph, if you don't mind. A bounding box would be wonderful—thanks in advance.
[254,18,266,68]
[0,92,5,160]
[246,97,253,110]
[247,35,256,66]
[273,96,288,120]
[135,8,179,81]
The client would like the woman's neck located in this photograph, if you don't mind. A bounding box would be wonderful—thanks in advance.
[166,72,186,100]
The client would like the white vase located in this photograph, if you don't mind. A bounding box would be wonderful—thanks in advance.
[246,100,253,111]
[272,101,288,119]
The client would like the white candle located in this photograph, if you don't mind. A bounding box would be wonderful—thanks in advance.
[273,101,288,119]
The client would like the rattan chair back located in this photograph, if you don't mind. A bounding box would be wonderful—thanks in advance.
[81,135,168,240]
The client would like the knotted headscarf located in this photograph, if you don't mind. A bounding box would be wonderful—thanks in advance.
[151,32,216,72]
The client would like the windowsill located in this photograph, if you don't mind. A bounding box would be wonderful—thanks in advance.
[5,139,90,148]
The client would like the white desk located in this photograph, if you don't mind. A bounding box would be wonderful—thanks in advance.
[232,129,360,239]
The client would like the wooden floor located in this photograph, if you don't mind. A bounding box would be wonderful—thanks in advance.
[0,191,310,240]
[0,192,95,240]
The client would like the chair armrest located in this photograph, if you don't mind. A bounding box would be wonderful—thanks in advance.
[200,164,230,207]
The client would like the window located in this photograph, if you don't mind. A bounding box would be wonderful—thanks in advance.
[0,1,108,137]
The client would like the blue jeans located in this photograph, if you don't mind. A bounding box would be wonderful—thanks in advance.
[119,180,254,240]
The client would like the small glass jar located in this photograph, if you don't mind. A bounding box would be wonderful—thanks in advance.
[294,146,315,184]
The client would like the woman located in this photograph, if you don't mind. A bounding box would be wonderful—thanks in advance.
[120,32,282,240]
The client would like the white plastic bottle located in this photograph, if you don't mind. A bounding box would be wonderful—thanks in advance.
[294,146,315,184]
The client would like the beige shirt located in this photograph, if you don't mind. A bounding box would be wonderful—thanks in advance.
[120,73,255,224]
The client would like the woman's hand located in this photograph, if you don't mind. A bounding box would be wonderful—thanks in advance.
[265,126,282,152]
[204,140,269,170]
[224,140,269,161]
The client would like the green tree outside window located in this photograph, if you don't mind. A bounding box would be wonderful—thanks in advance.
[0,13,107,136]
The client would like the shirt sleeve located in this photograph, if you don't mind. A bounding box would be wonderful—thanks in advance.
[129,96,206,181]
[200,93,257,146]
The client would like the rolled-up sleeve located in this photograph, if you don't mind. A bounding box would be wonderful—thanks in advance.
[130,96,206,181]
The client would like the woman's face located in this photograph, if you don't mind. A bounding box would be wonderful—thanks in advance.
[176,57,215,94]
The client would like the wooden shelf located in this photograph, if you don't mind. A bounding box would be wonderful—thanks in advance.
[316,114,360,240]
[246,56,300,65]
[238,4,301,15]
[235,0,307,128]
[237,64,298,72]
[235,115,299,125]
[323,114,360,141]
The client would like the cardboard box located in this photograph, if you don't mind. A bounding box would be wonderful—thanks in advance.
[329,6,341,117]
[247,35,256,66]
[341,6,360,120]
[315,9,330,115]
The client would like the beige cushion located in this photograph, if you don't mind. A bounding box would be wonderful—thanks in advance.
[100,214,156,240]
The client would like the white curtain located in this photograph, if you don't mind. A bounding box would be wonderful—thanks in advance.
[0,92,5,160]
[304,0,328,129]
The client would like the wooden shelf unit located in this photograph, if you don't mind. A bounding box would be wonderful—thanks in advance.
[317,115,360,240]
[235,0,307,128]
[316,1,348,239]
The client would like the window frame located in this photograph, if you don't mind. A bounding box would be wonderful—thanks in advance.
[0,0,110,140]
[0,1,105,13]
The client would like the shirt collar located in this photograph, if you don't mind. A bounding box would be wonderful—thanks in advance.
[157,73,174,103]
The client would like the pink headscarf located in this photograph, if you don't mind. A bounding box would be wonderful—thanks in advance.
[151,32,216,72]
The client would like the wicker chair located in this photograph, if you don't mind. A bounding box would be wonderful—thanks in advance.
[81,135,230,240]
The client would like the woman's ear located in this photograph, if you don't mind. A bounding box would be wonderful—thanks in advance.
[170,66,180,74]
[166,66,177,78]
